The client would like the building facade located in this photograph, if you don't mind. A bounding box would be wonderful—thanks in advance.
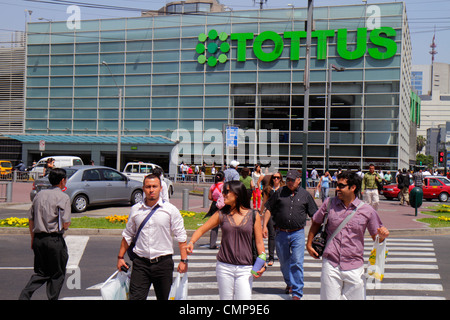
[412,62,450,138]
[8,2,412,175]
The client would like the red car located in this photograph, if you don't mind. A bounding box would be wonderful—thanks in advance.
[382,176,450,202]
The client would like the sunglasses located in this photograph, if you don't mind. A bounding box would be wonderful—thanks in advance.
[336,183,349,189]
[272,176,281,180]
[222,189,231,195]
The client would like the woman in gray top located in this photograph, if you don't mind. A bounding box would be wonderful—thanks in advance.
[187,180,266,299]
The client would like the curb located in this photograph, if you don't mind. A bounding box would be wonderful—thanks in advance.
[2,226,450,237]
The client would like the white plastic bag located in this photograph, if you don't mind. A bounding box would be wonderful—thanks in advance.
[168,273,188,300]
[101,270,131,300]
[366,235,388,282]
[314,189,320,199]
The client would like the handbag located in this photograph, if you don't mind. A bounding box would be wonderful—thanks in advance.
[127,204,160,261]
[311,198,332,257]
[312,198,364,257]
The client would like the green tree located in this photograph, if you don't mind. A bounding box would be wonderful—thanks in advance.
[416,153,434,168]
[417,135,426,153]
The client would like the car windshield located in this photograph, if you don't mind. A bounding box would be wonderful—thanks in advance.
[438,177,450,185]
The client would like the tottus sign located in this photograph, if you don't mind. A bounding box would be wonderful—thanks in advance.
[196,27,397,67]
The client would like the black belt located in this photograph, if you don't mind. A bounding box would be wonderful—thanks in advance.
[276,227,304,233]
[34,232,63,238]
[139,254,172,264]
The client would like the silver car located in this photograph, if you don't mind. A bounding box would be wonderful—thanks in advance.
[30,165,143,213]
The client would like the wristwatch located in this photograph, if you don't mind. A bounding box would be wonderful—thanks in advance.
[180,259,188,263]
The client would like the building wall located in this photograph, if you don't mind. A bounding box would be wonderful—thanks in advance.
[0,32,25,134]
[24,3,411,172]
[414,63,450,138]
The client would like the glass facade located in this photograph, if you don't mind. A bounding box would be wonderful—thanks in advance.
[25,3,412,173]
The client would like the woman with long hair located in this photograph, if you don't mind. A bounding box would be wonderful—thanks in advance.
[262,172,285,266]
[203,171,225,249]
[187,181,266,300]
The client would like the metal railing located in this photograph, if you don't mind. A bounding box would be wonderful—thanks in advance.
[0,171,40,183]
[0,181,12,202]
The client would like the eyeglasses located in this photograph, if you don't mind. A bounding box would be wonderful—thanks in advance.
[272,176,281,180]
[286,178,296,182]
[336,183,349,189]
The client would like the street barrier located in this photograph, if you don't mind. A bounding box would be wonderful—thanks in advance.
[0,182,12,202]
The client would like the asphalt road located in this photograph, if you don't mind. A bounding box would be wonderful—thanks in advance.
[1,233,450,301]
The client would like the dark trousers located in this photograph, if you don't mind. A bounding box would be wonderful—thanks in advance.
[266,216,276,261]
[19,233,68,300]
[129,255,174,300]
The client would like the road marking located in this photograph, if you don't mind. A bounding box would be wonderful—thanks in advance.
[65,235,90,270]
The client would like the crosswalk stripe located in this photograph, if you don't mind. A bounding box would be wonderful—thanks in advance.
[64,237,446,300]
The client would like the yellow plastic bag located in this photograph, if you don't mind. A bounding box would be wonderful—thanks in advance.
[366,235,388,282]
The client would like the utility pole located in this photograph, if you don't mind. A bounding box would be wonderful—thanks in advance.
[302,0,313,188]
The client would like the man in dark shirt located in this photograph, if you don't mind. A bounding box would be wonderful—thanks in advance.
[263,169,318,300]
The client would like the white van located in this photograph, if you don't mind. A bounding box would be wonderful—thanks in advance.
[31,156,84,176]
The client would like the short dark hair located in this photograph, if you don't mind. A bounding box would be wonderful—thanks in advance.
[337,170,361,196]
[221,180,250,214]
[143,173,161,185]
[48,168,66,186]
[152,167,163,177]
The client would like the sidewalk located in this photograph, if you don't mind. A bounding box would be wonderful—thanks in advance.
[1,182,449,236]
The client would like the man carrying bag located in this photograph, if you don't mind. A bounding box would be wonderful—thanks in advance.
[307,171,389,300]
[117,173,188,300]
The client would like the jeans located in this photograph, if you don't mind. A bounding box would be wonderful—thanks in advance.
[321,187,329,203]
[275,228,305,298]
[216,261,253,300]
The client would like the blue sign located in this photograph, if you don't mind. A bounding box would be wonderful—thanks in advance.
[226,126,239,147]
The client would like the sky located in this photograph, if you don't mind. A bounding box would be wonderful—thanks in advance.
[0,0,449,66]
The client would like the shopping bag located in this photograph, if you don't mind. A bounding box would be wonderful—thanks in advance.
[168,273,188,300]
[366,235,388,282]
[100,270,131,300]
[314,189,320,199]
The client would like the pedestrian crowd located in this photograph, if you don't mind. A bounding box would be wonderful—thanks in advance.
[20,161,393,301]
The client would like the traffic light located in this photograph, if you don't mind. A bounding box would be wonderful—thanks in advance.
[438,151,445,167]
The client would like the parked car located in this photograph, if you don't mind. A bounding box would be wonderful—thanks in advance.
[0,160,12,175]
[122,162,173,197]
[30,156,84,176]
[30,165,143,213]
[382,176,450,202]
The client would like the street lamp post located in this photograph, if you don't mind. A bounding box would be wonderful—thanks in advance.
[325,64,345,172]
[302,0,313,188]
[102,61,123,171]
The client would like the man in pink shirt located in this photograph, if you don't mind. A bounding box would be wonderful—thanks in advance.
[307,170,389,300]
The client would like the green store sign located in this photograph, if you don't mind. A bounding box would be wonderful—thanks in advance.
[196,27,397,67]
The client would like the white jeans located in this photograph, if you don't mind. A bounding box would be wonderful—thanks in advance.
[216,261,253,300]
[320,258,366,300]
[364,189,379,211]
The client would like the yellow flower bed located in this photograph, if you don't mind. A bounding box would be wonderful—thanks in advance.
[0,217,29,227]
[105,215,128,224]
[438,216,450,222]
[104,211,197,224]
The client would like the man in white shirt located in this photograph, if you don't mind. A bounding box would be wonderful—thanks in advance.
[117,173,188,300]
